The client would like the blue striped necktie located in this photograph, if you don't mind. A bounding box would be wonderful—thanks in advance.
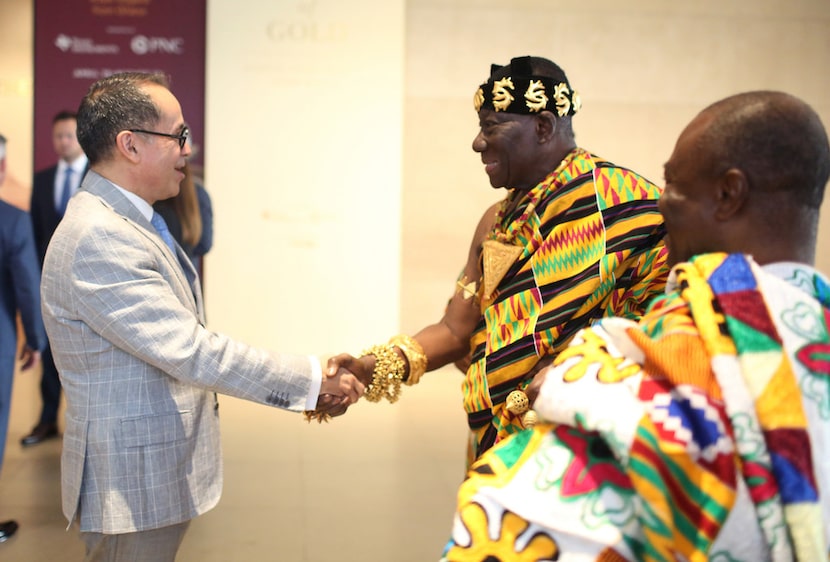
[150,212,177,253]
[150,211,199,290]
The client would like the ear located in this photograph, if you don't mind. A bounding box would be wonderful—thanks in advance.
[714,168,749,220]
[115,130,141,163]
[535,111,556,143]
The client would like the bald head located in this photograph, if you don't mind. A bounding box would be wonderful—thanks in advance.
[698,91,830,209]
[660,91,830,266]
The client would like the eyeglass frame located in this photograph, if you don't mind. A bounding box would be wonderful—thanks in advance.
[127,126,190,149]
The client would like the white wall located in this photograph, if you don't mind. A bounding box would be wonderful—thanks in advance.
[205,0,404,354]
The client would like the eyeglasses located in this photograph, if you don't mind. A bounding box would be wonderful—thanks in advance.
[128,126,190,149]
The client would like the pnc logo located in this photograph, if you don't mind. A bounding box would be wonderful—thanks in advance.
[55,34,73,52]
[131,35,184,55]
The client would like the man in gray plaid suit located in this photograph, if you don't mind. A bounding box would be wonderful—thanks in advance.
[40,72,364,561]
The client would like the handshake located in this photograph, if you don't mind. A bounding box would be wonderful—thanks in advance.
[304,336,428,423]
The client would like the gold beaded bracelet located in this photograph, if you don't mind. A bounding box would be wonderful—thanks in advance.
[302,410,332,424]
[389,334,427,386]
[361,344,406,403]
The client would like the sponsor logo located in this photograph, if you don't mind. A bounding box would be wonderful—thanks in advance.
[54,34,119,55]
[131,35,184,55]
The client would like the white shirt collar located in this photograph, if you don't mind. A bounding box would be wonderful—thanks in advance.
[111,182,154,222]
[58,154,88,175]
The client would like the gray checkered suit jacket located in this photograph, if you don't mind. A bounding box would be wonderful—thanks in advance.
[41,171,314,534]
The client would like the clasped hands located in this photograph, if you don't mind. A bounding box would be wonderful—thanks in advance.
[303,354,373,423]
[306,352,555,423]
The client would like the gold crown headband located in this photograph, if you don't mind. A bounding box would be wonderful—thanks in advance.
[474,76,581,117]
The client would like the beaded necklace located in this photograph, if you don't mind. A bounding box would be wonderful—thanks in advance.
[490,148,583,245]
[492,189,537,244]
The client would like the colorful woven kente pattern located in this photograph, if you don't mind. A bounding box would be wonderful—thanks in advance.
[463,147,668,463]
[444,253,830,561]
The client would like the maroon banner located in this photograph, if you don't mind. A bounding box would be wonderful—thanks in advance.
[33,0,206,172]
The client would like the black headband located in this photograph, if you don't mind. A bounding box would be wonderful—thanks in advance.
[473,58,581,116]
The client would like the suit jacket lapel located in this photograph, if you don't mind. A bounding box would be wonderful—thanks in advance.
[80,171,205,320]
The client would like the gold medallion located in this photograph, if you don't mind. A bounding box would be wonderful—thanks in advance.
[482,239,522,299]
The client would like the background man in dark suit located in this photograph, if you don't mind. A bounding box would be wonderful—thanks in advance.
[24,110,88,446]
[0,133,47,542]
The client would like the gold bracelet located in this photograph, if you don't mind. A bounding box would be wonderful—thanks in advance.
[302,410,332,424]
[389,334,427,386]
[361,344,405,403]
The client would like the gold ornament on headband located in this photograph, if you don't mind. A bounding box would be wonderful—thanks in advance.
[524,80,548,113]
[473,87,485,112]
[553,83,573,117]
[474,56,580,116]
[492,77,515,112]
[572,91,582,113]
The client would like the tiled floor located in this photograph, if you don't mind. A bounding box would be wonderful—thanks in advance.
[0,361,469,561]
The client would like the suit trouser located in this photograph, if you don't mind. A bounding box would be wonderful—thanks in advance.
[80,521,191,562]
[0,354,13,471]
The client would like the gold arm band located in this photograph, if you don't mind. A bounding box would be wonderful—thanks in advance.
[455,275,478,300]
[389,334,427,386]
[361,344,406,403]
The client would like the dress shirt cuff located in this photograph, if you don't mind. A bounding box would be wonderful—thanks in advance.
[304,356,323,410]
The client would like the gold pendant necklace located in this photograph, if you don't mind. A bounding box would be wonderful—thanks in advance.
[481,189,538,301]
[482,239,523,300]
